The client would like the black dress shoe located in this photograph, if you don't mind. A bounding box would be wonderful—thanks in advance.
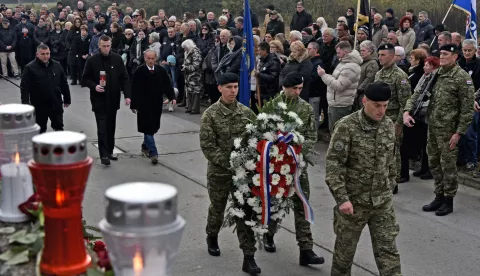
[420,171,433,180]
[397,177,409,183]
[263,234,276,253]
[299,249,325,266]
[206,236,220,256]
[412,170,426,177]
[101,157,110,166]
[108,155,118,161]
[242,256,261,275]
[185,109,191,113]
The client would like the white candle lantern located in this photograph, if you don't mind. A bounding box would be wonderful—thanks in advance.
[99,182,186,276]
[0,104,39,223]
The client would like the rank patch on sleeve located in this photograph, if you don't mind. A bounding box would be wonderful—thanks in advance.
[334,140,345,151]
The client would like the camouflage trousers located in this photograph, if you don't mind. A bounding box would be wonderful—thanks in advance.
[427,127,459,197]
[268,171,313,250]
[206,173,256,256]
[386,110,402,182]
[332,200,402,276]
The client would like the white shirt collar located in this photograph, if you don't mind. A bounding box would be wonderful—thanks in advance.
[147,65,155,70]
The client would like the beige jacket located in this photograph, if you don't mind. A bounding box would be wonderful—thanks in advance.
[372,24,389,47]
[396,28,416,56]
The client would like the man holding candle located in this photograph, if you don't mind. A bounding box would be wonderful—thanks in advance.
[20,44,71,133]
[82,35,130,166]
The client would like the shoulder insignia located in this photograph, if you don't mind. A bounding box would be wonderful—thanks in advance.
[333,140,345,151]
[467,80,472,85]
[200,131,209,140]
[401,79,407,85]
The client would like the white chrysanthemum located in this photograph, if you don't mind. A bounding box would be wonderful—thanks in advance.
[234,191,245,205]
[292,133,299,143]
[246,123,256,133]
[257,113,268,121]
[288,187,295,197]
[295,118,303,126]
[245,220,256,227]
[271,174,280,185]
[276,188,285,198]
[233,175,239,182]
[287,111,299,119]
[286,174,293,185]
[280,164,290,175]
[230,151,238,159]
[248,137,258,148]
[245,160,256,171]
[263,132,274,141]
[269,163,274,174]
[234,138,242,149]
[231,208,245,218]
[277,102,287,109]
[247,197,258,207]
[268,114,282,121]
[276,154,284,161]
[297,133,305,143]
[270,145,279,156]
[277,123,285,131]
[235,168,247,179]
[252,174,261,186]
[253,206,262,213]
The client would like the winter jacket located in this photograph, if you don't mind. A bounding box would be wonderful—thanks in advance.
[148,42,161,62]
[358,52,379,92]
[34,25,50,47]
[414,20,435,47]
[266,18,285,37]
[49,30,67,61]
[89,33,102,55]
[66,29,81,65]
[397,28,415,56]
[290,10,313,31]
[0,26,17,52]
[215,36,243,80]
[372,23,388,48]
[257,53,281,99]
[309,55,327,98]
[129,38,149,66]
[317,38,338,74]
[197,33,215,58]
[384,16,399,32]
[321,50,362,107]
[183,47,203,94]
[279,51,313,101]
[160,34,179,62]
[458,56,480,91]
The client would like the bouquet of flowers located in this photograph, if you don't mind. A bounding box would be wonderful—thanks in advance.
[224,99,315,235]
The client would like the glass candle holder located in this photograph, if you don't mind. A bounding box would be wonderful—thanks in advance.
[28,131,92,275]
[99,182,186,276]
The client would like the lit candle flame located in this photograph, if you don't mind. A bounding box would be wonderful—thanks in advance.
[133,249,143,276]
[14,152,20,165]
[55,187,65,206]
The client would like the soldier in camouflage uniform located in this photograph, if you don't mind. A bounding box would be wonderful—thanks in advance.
[263,72,325,266]
[375,43,412,193]
[199,73,261,274]
[404,44,475,216]
[326,82,402,276]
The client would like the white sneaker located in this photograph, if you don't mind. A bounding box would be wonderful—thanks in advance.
[168,102,174,112]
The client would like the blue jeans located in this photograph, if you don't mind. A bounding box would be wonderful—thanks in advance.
[143,134,158,157]
[458,112,479,165]
[163,64,177,88]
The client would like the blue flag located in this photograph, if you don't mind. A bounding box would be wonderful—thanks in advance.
[453,0,477,42]
[239,0,255,106]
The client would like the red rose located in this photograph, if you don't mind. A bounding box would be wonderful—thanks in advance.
[251,187,261,197]
[278,175,287,188]
[269,186,279,196]
[18,201,39,216]
[93,241,106,253]
[274,163,282,173]
[277,142,287,154]
[284,155,294,165]
[283,187,290,197]
[96,250,112,270]
[27,193,40,203]
[294,145,302,154]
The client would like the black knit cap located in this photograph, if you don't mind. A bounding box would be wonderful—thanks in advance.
[266,4,275,10]
[365,82,391,101]
[217,73,239,85]
[282,72,304,87]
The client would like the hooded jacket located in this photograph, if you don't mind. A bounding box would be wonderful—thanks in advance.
[321,50,362,107]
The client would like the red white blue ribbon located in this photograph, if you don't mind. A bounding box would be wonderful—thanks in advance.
[288,145,314,224]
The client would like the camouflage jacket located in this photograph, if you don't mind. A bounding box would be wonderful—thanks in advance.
[375,63,411,124]
[200,99,256,176]
[404,64,474,134]
[325,109,396,207]
[270,92,317,145]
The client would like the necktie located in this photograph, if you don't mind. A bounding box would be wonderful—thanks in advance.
[150,69,154,74]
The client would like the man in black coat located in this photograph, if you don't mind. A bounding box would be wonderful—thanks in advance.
[82,35,130,166]
[254,42,281,113]
[130,50,176,164]
[0,18,20,79]
[290,2,313,31]
[307,42,328,129]
[21,44,71,133]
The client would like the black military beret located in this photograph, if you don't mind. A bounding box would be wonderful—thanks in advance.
[217,73,239,85]
[378,43,395,51]
[365,82,391,101]
[282,72,304,88]
[439,44,459,53]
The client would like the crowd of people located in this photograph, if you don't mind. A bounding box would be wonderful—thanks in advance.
[2,1,480,274]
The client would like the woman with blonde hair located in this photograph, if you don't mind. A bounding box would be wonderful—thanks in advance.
[275,33,290,56]
[316,17,328,33]
[279,41,312,100]
[269,40,287,67]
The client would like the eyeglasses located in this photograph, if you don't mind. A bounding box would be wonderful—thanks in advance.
[222,11,228,14]
[337,20,345,23]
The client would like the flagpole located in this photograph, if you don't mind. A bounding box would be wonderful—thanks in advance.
[430,4,453,47]
[353,0,361,49]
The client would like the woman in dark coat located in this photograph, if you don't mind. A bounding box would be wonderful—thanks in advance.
[110,23,125,54]
[75,26,92,86]
[66,18,82,85]
[49,21,67,74]
[129,30,149,73]
[214,36,243,80]
[197,23,215,58]
[279,41,313,101]
[33,18,50,48]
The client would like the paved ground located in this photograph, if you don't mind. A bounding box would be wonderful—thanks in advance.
[1,78,480,275]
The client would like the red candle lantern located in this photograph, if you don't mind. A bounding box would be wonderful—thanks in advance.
[28,131,92,275]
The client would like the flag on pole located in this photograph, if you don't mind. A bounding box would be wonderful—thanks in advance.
[452,0,477,42]
[357,0,371,38]
[239,0,255,106]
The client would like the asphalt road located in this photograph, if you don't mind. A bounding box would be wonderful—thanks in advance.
[1,78,479,276]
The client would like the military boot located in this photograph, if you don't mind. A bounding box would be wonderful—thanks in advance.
[206,236,220,256]
[242,255,261,275]
[422,195,444,212]
[299,249,325,266]
[263,234,276,253]
[435,196,453,216]
[393,185,398,194]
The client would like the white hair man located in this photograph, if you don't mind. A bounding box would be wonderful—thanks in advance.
[289,30,302,44]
